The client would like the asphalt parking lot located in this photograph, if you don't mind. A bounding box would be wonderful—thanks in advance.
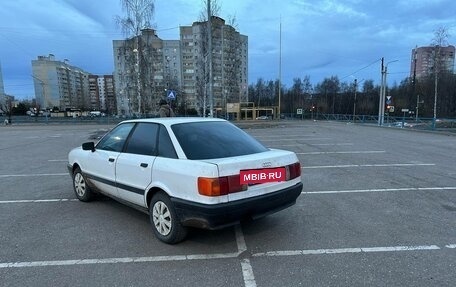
[1,121,455,287]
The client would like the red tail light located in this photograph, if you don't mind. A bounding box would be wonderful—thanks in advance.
[198,175,247,196]
[286,162,301,180]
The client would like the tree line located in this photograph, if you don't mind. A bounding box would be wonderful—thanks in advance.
[247,71,456,119]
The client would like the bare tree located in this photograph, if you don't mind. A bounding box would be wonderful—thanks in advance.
[431,26,450,125]
[1,95,13,124]
[115,0,155,37]
[115,0,155,116]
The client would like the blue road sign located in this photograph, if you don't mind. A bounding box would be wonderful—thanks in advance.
[167,90,176,100]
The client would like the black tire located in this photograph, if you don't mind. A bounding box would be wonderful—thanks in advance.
[149,192,187,244]
[72,167,94,202]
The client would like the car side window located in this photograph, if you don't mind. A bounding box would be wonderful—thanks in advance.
[96,123,135,152]
[157,125,178,159]
[125,123,159,156]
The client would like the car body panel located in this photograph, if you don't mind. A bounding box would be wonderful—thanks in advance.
[115,152,156,207]
[68,117,303,235]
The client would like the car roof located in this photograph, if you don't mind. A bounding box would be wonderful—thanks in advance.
[120,117,226,127]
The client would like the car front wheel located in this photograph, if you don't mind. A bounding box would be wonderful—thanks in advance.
[149,192,187,244]
[73,167,93,202]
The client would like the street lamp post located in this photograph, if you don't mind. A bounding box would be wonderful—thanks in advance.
[353,78,357,123]
[133,46,141,117]
[379,59,398,126]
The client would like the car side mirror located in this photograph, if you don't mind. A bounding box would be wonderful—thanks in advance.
[82,142,95,152]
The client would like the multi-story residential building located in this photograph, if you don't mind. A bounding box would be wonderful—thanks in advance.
[98,75,117,114]
[113,29,181,116]
[180,16,248,114]
[113,17,248,116]
[31,54,90,110]
[410,45,455,78]
[88,75,101,111]
[88,75,117,114]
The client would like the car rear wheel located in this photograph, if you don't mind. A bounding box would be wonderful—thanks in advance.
[73,167,93,202]
[150,192,187,244]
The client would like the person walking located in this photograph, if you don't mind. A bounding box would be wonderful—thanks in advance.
[158,99,175,117]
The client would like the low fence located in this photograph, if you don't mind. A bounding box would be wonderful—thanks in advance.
[4,114,456,133]
[280,113,456,132]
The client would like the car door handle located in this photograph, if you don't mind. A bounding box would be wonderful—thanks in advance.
[140,163,148,168]
[108,158,115,162]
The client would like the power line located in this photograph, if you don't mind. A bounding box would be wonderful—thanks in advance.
[340,58,382,80]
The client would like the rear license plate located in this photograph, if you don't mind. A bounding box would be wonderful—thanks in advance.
[240,167,286,184]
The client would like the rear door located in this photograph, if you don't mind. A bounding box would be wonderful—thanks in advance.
[115,123,159,207]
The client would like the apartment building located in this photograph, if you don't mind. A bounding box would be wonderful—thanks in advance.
[411,45,455,78]
[31,54,90,110]
[180,16,248,114]
[113,16,248,116]
[87,74,116,114]
[113,29,181,116]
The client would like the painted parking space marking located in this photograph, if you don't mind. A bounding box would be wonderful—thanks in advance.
[1,244,454,269]
[312,143,353,146]
[0,199,78,204]
[0,252,240,269]
[303,163,435,169]
[48,159,67,162]
[253,245,444,257]
[2,187,455,204]
[241,259,257,287]
[296,150,385,155]
[270,143,354,147]
[302,187,456,195]
[0,173,67,178]
[260,138,331,142]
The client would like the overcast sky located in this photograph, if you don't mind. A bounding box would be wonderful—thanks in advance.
[1,0,455,99]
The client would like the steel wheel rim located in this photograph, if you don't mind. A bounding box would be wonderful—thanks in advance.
[152,201,172,236]
[74,173,86,197]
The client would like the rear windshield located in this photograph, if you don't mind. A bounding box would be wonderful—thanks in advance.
[172,121,268,160]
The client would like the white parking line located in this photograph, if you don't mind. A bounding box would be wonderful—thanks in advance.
[252,245,442,257]
[1,244,453,269]
[241,259,257,287]
[313,143,353,146]
[235,225,248,253]
[297,151,385,155]
[236,225,257,286]
[261,138,331,142]
[0,252,240,269]
[0,199,78,204]
[48,159,67,162]
[0,173,67,178]
[2,187,455,204]
[302,187,456,195]
[303,163,435,169]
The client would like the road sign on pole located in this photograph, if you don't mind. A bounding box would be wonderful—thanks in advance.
[167,90,176,100]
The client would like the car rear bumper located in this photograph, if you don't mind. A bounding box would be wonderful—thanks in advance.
[171,182,303,229]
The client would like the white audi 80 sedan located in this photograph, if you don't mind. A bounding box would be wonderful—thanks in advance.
[68,118,303,244]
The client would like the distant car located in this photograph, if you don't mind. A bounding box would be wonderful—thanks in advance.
[68,118,303,244]
[256,116,269,120]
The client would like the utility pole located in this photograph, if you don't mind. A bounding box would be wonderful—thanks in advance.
[278,16,282,120]
[378,57,384,126]
[412,46,418,122]
[433,45,440,129]
[207,0,213,117]
[353,78,357,123]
